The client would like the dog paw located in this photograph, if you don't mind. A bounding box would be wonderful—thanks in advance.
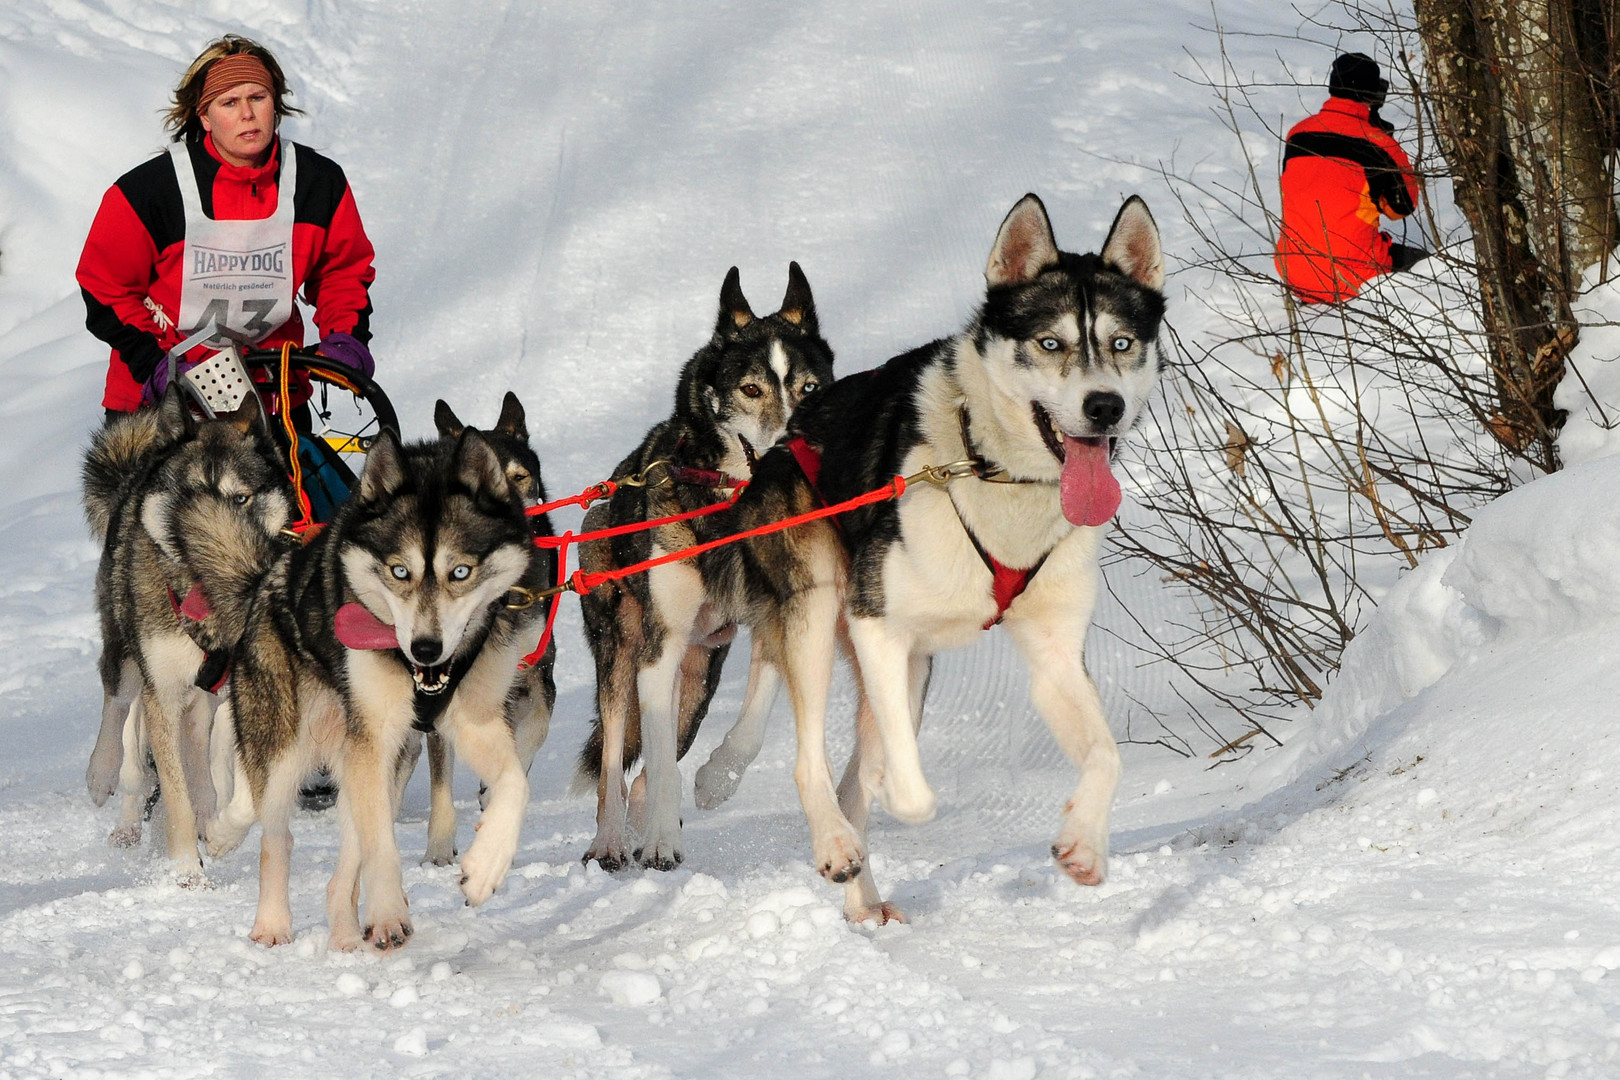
[1051,840,1108,886]
[812,824,865,884]
[879,775,937,825]
[583,831,634,873]
[108,822,142,848]
[249,918,294,947]
[693,758,743,810]
[362,914,414,952]
[204,818,247,859]
[634,843,684,872]
[459,844,513,907]
[421,838,458,867]
[87,765,119,808]
[328,925,363,953]
[845,900,907,926]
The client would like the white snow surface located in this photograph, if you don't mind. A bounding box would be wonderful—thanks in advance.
[4,2,1620,1077]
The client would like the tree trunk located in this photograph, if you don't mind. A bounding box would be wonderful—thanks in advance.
[1414,0,1618,472]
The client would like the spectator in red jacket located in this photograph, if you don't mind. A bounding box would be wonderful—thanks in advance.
[77,35,376,415]
[1275,53,1424,304]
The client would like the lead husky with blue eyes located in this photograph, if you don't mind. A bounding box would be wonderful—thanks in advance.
[706,194,1166,922]
[200,428,547,951]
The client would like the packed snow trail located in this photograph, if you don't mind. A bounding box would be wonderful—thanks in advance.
[6,1,1620,1077]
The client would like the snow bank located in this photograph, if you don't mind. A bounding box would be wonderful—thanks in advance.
[1554,257,1620,466]
[1257,452,1620,786]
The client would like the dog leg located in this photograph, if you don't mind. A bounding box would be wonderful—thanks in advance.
[249,755,305,946]
[845,616,935,824]
[141,680,204,882]
[779,583,865,884]
[326,787,365,952]
[586,644,637,871]
[181,692,218,836]
[88,660,137,807]
[694,645,779,810]
[423,732,459,866]
[207,755,255,858]
[509,665,553,777]
[634,642,689,871]
[344,731,413,951]
[208,693,236,813]
[109,698,148,847]
[451,716,528,906]
[837,653,929,923]
[1006,621,1117,887]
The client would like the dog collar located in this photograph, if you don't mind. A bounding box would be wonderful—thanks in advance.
[957,405,1058,486]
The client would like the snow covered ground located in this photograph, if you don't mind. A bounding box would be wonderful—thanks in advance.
[4,1,1620,1077]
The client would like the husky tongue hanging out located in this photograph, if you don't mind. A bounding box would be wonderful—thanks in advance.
[697,193,1166,923]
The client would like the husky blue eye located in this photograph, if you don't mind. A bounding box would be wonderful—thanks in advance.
[802,380,818,394]
[390,565,409,581]
[451,565,471,581]
[1112,336,1133,352]
[233,493,250,506]
[1038,337,1062,352]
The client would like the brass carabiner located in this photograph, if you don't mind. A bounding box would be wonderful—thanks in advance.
[505,583,569,609]
[905,459,981,488]
[618,460,675,489]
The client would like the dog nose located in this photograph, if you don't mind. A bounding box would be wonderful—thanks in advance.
[1083,392,1125,430]
[410,637,442,665]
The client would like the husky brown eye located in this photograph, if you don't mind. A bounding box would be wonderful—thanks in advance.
[390,565,409,581]
[1111,336,1133,352]
[741,383,763,399]
[450,565,472,582]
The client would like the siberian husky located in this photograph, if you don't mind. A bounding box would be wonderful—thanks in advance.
[574,264,834,871]
[719,194,1166,920]
[201,429,547,948]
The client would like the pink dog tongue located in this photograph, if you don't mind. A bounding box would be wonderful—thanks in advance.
[334,602,400,651]
[1060,436,1122,527]
[178,585,212,621]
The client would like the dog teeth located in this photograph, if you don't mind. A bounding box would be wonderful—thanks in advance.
[411,666,449,695]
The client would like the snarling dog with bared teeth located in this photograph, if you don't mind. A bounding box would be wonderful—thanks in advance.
[701,193,1166,921]
[199,428,547,950]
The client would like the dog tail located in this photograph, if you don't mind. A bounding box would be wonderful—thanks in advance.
[82,410,172,541]
[568,722,605,797]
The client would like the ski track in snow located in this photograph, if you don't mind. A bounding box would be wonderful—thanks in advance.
[4,1,1620,1077]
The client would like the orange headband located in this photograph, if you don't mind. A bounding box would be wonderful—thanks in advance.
[196,55,275,113]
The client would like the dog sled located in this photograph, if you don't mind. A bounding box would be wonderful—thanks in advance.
[165,328,399,531]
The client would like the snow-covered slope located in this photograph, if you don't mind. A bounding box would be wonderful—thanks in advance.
[4,2,1620,1077]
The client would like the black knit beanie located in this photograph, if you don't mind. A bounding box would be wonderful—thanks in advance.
[1329,52,1387,106]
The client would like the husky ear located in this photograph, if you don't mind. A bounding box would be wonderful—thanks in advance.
[986,194,1060,288]
[157,383,196,441]
[456,430,510,502]
[219,391,268,437]
[776,261,818,334]
[716,266,755,335]
[495,391,528,441]
[1100,196,1164,292]
[433,399,464,439]
[358,429,407,503]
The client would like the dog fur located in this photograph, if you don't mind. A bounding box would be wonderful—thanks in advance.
[81,391,293,875]
[200,428,547,949]
[694,194,1166,921]
[574,263,834,872]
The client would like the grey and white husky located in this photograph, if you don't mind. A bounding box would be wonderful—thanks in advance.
[202,429,547,949]
[393,393,558,866]
[81,391,292,876]
[704,194,1166,921]
[574,263,834,872]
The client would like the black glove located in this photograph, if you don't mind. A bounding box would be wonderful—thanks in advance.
[1389,244,1430,272]
[123,339,166,385]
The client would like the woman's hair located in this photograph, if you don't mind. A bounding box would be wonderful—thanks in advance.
[163,35,304,143]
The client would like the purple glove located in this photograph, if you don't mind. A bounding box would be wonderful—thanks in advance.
[141,356,197,406]
[317,332,375,378]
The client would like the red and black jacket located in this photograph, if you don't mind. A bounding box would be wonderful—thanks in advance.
[1274,97,1419,304]
[77,134,376,411]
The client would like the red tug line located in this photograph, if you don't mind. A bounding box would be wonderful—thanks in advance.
[515,463,922,670]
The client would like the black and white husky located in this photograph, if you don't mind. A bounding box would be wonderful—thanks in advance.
[718,194,1166,921]
[575,264,835,872]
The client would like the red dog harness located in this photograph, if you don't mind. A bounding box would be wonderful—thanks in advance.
[787,436,1043,628]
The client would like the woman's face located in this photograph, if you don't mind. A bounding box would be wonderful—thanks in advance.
[200,81,275,168]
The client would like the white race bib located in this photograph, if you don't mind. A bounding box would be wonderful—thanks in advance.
[169,141,298,352]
